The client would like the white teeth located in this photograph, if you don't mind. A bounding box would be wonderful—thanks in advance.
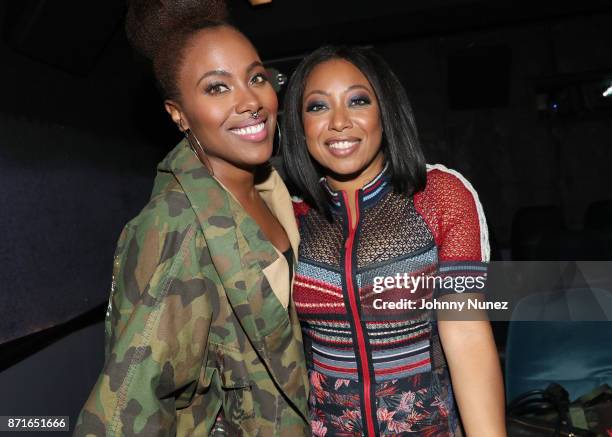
[328,140,358,150]
[231,122,265,136]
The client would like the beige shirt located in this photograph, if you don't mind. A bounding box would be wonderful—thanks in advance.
[215,168,299,309]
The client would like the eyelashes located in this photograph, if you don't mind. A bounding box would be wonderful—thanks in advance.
[250,72,269,85]
[305,101,327,112]
[349,94,371,106]
[203,72,269,95]
[305,94,372,112]
[205,82,230,95]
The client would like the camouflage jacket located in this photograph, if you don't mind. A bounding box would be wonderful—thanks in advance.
[74,140,310,437]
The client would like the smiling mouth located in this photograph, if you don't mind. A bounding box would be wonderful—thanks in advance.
[230,121,266,137]
[326,139,360,150]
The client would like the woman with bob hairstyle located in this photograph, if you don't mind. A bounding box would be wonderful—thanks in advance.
[74,1,309,435]
[282,45,505,436]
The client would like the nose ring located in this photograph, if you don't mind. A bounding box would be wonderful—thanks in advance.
[250,111,259,119]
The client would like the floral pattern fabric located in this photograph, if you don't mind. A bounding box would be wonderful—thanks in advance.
[308,368,462,436]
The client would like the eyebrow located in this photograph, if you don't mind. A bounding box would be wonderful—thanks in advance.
[304,84,372,99]
[197,69,230,87]
[304,89,329,99]
[246,61,264,74]
[196,61,264,87]
[347,84,371,93]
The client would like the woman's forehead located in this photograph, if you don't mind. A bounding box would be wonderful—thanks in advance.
[181,27,260,77]
[304,59,373,93]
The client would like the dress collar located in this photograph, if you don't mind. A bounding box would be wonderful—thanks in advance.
[320,162,391,211]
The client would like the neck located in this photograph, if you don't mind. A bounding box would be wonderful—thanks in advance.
[207,155,258,202]
[326,151,385,196]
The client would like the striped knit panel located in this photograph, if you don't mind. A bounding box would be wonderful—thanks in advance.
[356,246,438,321]
[356,247,438,381]
[299,317,434,383]
[294,261,345,317]
[294,189,441,382]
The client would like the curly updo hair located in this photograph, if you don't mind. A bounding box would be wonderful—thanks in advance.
[125,0,231,100]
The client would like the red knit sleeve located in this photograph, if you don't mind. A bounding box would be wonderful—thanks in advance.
[414,164,490,295]
[414,166,489,262]
[292,197,310,222]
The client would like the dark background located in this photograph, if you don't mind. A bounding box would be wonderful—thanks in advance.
[1,0,611,433]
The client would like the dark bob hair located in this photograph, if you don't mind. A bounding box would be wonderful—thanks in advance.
[281,45,427,217]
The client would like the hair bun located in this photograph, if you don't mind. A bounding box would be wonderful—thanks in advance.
[125,0,228,60]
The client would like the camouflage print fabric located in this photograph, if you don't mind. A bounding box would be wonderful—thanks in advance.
[74,140,310,437]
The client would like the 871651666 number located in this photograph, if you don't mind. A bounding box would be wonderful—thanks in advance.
[0,416,69,432]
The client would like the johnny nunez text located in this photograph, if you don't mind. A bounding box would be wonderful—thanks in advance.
[372,298,509,311]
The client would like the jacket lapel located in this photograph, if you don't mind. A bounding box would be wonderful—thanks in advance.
[166,141,273,349]
[163,141,309,420]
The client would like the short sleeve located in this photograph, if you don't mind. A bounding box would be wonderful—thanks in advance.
[414,164,490,297]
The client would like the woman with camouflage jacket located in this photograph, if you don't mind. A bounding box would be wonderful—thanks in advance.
[74,1,309,436]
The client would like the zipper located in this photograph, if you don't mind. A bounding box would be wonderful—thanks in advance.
[342,190,376,437]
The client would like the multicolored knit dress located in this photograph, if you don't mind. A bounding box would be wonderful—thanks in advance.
[292,163,490,436]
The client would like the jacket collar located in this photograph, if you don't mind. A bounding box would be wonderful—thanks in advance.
[321,162,392,211]
[157,139,299,261]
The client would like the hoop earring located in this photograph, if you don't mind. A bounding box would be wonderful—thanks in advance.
[273,121,282,156]
[185,128,214,176]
